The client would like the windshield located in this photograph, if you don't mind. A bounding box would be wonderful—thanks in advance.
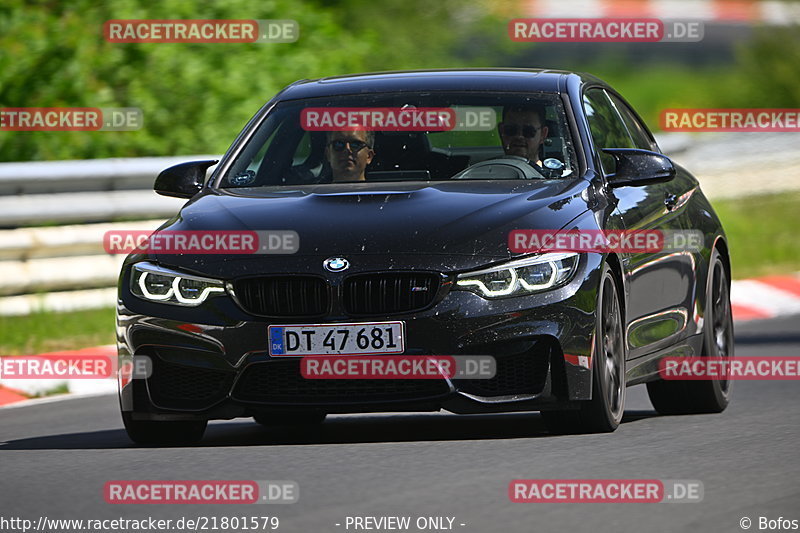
[219,91,577,188]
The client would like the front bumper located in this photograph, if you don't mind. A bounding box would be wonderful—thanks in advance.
[117,255,602,421]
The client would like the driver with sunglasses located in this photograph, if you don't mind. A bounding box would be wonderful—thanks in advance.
[325,130,376,182]
[498,104,549,168]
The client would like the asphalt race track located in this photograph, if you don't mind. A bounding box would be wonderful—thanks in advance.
[1,315,799,533]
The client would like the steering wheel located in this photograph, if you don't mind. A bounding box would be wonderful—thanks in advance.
[452,155,546,180]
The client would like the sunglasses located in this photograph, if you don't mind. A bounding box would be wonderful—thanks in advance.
[501,124,542,138]
[329,139,370,153]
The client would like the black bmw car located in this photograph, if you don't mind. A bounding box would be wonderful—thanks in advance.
[117,69,733,445]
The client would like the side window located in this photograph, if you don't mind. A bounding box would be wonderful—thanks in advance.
[292,131,312,165]
[247,128,279,172]
[609,93,657,151]
[224,122,280,186]
[583,89,634,174]
[224,111,303,186]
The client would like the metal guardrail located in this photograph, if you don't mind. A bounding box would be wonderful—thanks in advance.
[0,155,219,314]
[0,155,220,194]
[0,155,219,227]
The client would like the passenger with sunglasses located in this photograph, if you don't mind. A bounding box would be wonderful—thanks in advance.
[325,130,376,182]
[498,104,549,166]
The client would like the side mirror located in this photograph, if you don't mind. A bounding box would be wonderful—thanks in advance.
[602,149,675,188]
[154,160,219,198]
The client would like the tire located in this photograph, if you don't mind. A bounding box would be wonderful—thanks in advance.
[646,247,733,414]
[121,411,207,446]
[253,412,327,427]
[542,263,626,434]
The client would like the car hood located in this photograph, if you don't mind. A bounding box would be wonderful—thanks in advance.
[150,180,591,274]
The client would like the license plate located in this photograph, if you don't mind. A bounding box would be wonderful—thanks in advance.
[268,321,405,356]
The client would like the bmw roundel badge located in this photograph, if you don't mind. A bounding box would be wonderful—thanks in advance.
[323,257,350,272]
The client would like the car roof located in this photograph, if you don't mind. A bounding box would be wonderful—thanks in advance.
[276,68,607,100]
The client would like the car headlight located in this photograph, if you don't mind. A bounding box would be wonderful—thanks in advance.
[455,253,579,299]
[130,262,226,306]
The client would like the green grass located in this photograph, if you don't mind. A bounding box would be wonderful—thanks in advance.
[30,383,70,398]
[0,307,116,356]
[711,192,800,279]
[588,66,746,132]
